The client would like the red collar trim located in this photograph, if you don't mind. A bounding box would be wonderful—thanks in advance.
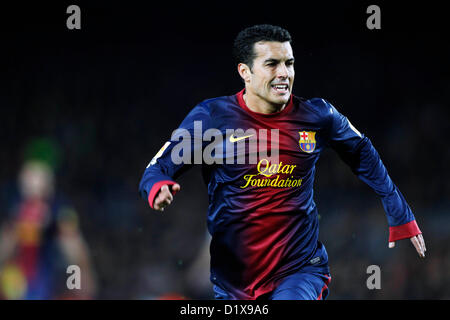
[236,89,294,118]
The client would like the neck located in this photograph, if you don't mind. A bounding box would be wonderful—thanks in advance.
[243,92,286,114]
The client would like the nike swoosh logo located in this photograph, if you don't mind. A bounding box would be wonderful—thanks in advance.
[229,134,254,143]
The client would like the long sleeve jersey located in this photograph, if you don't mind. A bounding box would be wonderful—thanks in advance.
[139,89,421,299]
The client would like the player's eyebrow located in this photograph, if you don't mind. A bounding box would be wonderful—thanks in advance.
[264,58,280,64]
[264,58,295,64]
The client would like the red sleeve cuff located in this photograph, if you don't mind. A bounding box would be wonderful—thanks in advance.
[389,220,422,242]
[148,180,177,209]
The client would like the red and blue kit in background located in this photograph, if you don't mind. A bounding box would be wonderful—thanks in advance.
[139,89,422,300]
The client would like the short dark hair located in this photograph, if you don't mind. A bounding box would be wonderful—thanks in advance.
[232,24,292,70]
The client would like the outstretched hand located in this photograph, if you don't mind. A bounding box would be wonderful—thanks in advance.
[389,233,426,258]
[153,183,181,211]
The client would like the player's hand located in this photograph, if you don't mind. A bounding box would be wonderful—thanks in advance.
[388,233,426,258]
[153,183,181,211]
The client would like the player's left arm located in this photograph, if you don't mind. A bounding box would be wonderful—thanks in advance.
[323,99,426,258]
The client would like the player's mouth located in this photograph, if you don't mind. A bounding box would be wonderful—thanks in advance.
[271,83,290,94]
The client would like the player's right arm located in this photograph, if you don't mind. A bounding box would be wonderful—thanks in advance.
[153,183,181,211]
[138,102,211,211]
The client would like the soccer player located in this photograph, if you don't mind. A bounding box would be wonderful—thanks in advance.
[138,25,426,300]
[0,156,97,299]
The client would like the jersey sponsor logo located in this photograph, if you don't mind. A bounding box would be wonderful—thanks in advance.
[299,131,316,153]
[240,158,303,189]
[229,134,254,143]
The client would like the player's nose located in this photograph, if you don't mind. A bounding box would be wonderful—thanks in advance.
[276,64,289,79]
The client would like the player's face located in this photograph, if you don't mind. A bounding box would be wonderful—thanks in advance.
[19,161,54,200]
[247,41,295,107]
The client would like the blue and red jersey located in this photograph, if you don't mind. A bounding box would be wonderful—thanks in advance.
[139,89,421,299]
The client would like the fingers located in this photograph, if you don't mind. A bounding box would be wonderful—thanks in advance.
[410,235,425,258]
[388,234,426,258]
[410,236,421,255]
[154,185,172,211]
[172,183,181,194]
[153,184,178,211]
[418,234,426,253]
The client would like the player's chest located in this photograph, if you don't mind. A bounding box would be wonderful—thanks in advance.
[209,115,326,159]
[204,118,326,182]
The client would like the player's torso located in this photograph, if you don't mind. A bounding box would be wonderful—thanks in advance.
[203,93,330,298]
[203,93,330,216]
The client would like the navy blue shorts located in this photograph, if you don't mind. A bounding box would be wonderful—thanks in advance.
[214,271,331,300]
[266,271,331,300]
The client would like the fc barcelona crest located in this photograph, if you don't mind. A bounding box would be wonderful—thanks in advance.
[299,131,316,153]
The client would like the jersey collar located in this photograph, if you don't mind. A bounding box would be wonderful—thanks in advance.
[236,89,294,118]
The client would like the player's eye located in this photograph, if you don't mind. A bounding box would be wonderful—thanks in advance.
[265,60,278,67]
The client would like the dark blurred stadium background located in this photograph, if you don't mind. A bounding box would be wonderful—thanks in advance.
[0,1,449,299]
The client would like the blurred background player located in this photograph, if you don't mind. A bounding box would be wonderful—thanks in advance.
[0,139,97,299]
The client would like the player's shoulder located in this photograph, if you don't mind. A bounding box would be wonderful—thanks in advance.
[200,94,235,107]
[295,96,337,120]
[196,94,238,114]
[182,94,237,122]
[303,97,335,112]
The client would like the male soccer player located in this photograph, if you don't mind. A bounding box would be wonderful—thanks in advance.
[0,158,97,299]
[139,25,426,300]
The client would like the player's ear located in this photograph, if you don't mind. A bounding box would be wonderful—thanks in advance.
[238,63,251,83]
